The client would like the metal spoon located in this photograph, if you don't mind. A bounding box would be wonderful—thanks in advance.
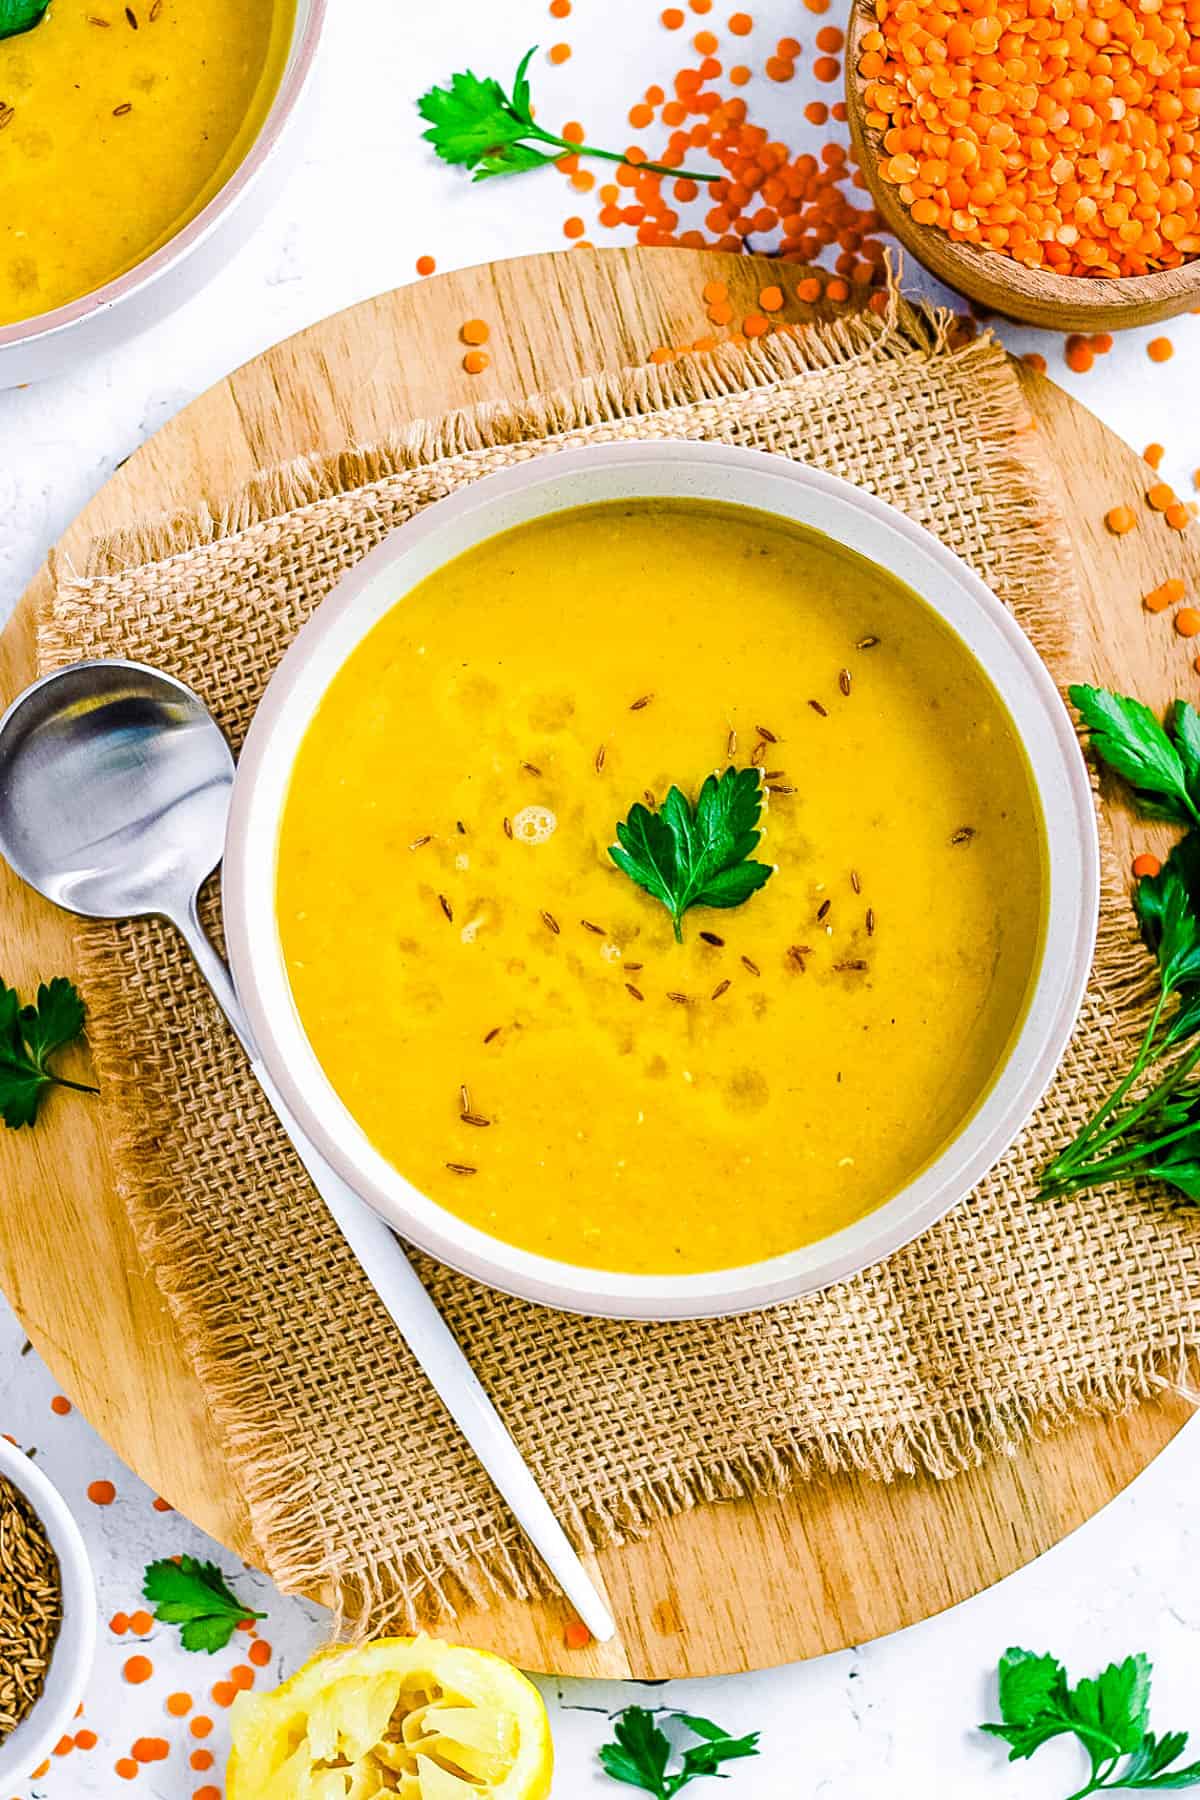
[0,658,615,1643]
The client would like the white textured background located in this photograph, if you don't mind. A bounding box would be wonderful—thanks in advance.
[2,1,1200,1795]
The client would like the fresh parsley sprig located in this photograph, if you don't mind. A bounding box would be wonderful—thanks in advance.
[1042,690,1200,1201]
[599,1707,760,1797]
[982,1647,1200,1796]
[143,1555,266,1654]
[0,977,96,1130]
[609,766,774,943]
[419,49,718,185]
[0,0,49,40]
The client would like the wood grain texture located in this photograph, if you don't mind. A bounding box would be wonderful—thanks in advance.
[1,246,1197,1679]
[845,1,1200,331]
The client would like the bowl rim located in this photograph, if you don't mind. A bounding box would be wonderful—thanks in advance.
[0,1437,97,1781]
[0,0,327,353]
[224,439,1101,1320]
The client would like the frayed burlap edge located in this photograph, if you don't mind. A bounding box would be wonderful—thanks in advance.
[44,294,1189,1629]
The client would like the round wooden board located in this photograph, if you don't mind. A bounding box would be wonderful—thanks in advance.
[2,247,1197,1680]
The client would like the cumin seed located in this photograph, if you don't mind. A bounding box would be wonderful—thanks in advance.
[741,955,761,976]
[951,826,977,845]
[711,978,731,999]
[88,12,111,21]
[856,634,881,649]
[595,744,606,773]
[838,668,852,697]
[502,816,513,839]
[0,104,13,130]
[751,740,767,767]
[446,1162,477,1176]
[764,769,785,781]
[460,1112,491,1128]
[666,991,690,1004]
[460,1085,471,1114]
[850,869,861,894]
[726,726,737,758]
[483,1027,501,1044]
[125,3,137,22]
[835,959,868,971]
[699,931,725,946]
[149,0,162,16]
[409,834,432,850]
[767,783,796,795]
[112,101,133,115]
[438,893,453,922]
[541,910,560,935]
[867,907,876,935]
[817,898,831,921]
[581,919,605,935]
[629,693,654,711]
[643,788,656,808]
[756,724,778,743]
[456,820,467,835]
[625,983,645,1001]
[808,699,828,717]
[521,760,542,776]
[787,945,809,970]
[624,961,644,972]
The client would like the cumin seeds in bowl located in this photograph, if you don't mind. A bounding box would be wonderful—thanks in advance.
[0,1475,62,1743]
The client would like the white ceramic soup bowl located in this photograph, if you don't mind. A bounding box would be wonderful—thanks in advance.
[0,0,325,389]
[224,440,1099,1321]
[0,1436,96,1785]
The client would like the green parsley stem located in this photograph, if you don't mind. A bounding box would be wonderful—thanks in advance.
[1046,1035,1200,1184]
[521,119,719,182]
[1042,1113,1200,1196]
[1049,990,1167,1170]
[48,1074,99,1097]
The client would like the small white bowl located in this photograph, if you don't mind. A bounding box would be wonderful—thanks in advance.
[224,441,1100,1321]
[0,0,325,388]
[0,1437,96,1784]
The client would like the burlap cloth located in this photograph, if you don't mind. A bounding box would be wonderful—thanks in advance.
[40,299,1200,1629]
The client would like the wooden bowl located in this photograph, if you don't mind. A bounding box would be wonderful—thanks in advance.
[845,0,1200,331]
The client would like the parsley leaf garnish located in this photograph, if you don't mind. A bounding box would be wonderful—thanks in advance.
[143,1555,266,1654]
[1067,686,1200,828]
[982,1647,1200,1795]
[419,49,718,184]
[0,977,96,1129]
[0,0,49,41]
[609,766,774,942]
[599,1707,760,1797]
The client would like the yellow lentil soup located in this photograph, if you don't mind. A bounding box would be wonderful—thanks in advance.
[277,501,1046,1276]
[0,0,294,327]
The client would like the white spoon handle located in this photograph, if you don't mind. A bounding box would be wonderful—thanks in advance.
[175,901,616,1643]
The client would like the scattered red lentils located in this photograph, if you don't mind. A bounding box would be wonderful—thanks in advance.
[194,1788,221,1800]
[1148,339,1176,363]
[1105,505,1138,535]
[1144,578,1187,612]
[1022,351,1047,374]
[662,6,684,24]
[152,1497,172,1513]
[1144,443,1166,470]
[548,42,571,63]
[758,284,784,310]
[729,63,750,83]
[729,11,752,31]
[1166,502,1191,530]
[463,350,490,374]
[50,1396,71,1416]
[415,255,435,277]
[115,1757,139,1780]
[550,0,571,13]
[190,1717,214,1740]
[1133,853,1162,878]
[132,1739,169,1764]
[54,1735,73,1756]
[124,1656,153,1685]
[1176,607,1200,636]
[563,215,585,238]
[109,1611,130,1634]
[76,1729,98,1750]
[742,312,770,335]
[191,1749,215,1772]
[211,1680,237,1708]
[87,1479,115,1506]
[248,1638,272,1668]
[766,55,795,79]
[460,319,489,345]
[230,1665,255,1692]
[166,1693,193,1717]
[129,1610,154,1636]
[1149,482,1177,511]
[1065,337,1094,375]
[564,1618,593,1649]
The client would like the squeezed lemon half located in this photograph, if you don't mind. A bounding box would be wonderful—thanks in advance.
[226,1636,553,1799]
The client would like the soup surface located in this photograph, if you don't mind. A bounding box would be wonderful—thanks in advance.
[0,0,293,326]
[277,501,1046,1275]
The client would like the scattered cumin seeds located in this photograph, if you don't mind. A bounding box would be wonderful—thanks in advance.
[112,101,133,115]
[629,693,654,710]
[787,944,810,969]
[856,634,880,650]
[580,919,605,934]
[838,668,852,696]
[460,1113,492,1128]
[711,978,731,999]
[699,930,725,946]
[148,0,162,16]
[751,740,767,767]
[437,893,453,922]
[124,3,137,22]
[816,898,831,921]
[866,907,876,936]
[0,1474,62,1742]
[767,783,796,795]
[502,816,514,839]
[951,826,977,845]
[850,869,861,894]
[741,954,761,976]
[624,961,644,972]
[456,820,467,835]
[808,699,828,717]
[726,726,737,758]
[595,744,606,773]
[541,910,561,935]
[625,983,645,1001]
[409,833,432,850]
[835,959,869,972]
[0,104,13,130]
[763,769,785,781]
[666,991,690,1004]
[446,1162,477,1176]
[521,760,543,776]
[756,724,778,743]
[88,12,111,22]
[643,788,657,808]
[483,1027,501,1044]
[460,1084,471,1113]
